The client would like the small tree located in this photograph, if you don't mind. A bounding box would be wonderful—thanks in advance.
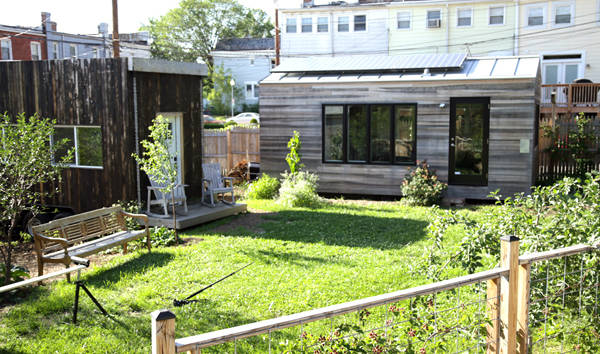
[133,115,180,243]
[0,113,70,285]
[286,130,304,174]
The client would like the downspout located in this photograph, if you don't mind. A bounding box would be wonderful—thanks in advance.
[445,3,449,54]
[514,0,520,55]
[133,74,141,207]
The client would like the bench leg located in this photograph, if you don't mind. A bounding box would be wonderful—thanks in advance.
[123,243,128,255]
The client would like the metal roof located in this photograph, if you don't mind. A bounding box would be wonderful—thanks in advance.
[262,56,539,84]
[271,53,467,73]
[128,58,208,76]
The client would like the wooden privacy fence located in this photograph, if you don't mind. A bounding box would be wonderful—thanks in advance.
[151,237,600,353]
[537,112,600,184]
[203,127,260,171]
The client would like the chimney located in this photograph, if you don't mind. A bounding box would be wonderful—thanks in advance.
[41,12,51,33]
[48,22,57,32]
[303,0,314,7]
[98,22,109,36]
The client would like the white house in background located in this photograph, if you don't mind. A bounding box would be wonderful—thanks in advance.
[212,38,275,109]
[279,1,389,57]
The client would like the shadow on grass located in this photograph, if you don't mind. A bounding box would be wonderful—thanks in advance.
[218,209,429,250]
[84,251,175,286]
[240,249,354,267]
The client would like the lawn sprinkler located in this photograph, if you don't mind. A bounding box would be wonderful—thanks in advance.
[173,262,253,307]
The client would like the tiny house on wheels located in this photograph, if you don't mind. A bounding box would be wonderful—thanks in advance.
[0,58,207,212]
[260,53,541,199]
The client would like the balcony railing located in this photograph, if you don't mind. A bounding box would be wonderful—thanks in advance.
[541,83,600,112]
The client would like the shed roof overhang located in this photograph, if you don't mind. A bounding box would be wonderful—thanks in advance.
[128,58,208,77]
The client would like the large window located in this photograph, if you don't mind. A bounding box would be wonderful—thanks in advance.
[397,11,411,29]
[354,15,366,31]
[338,16,349,32]
[554,2,574,26]
[1,39,12,60]
[457,8,472,27]
[489,6,505,25]
[323,104,416,164]
[52,126,103,168]
[301,17,313,32]
[317,16,328,32]
[527,6,545,27]
[427,10,441,28]
[286,18,297,33]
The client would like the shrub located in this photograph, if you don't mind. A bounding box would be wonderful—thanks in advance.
[204,122,224,130]
[249,118,258,124]
[0,264,28,285]
[400,160,447,206]
[246,173,280,200]
[149,226,177,247]
[224,121,237,128]
[277,171,321,208]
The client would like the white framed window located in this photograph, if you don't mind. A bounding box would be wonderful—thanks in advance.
[354,15,366,31]
[527,5,546,27]
[427,10,442,28]
[301,17,312,32]
[457,8,473,27]
[245,82,259,99]
[30,42,42,60]
[1,39,13,60]
[317,16,328,32]
[489,6,505,25]
[52,42,59,59]
[52,126,103,168]
[286,17,297,33]
[69,44,78,58]
[338,16,349,32]
[553,2,574,26]
[396,11,411,30]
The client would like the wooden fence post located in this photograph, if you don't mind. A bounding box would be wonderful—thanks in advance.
[499,235,519,354]
[152,309,176,354]
[486,277,500,353]
[516,262,531,353]
[227,129,232,171]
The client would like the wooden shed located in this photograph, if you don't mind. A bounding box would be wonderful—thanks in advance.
[260,54,541,199]
[0,58,207,212]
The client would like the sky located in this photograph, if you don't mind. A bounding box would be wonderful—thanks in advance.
[0,0,301,35]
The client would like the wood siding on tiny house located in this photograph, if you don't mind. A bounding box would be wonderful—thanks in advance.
[0,58,203,212]
[259,79,538,199]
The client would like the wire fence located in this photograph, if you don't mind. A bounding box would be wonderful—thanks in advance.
[151,239,600,354]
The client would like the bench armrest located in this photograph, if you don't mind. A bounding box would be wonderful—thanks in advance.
[121,211,149,226]
[34,233,70,261]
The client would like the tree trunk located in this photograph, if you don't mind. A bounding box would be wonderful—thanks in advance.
[3,219,17,285]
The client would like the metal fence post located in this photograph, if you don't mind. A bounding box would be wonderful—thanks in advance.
[499,235,520,354]
[152,309,176,354]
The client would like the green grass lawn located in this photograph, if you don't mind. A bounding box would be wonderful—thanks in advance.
[0,199,481,353]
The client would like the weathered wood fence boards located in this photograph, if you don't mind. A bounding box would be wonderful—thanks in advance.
[537,112,600,184]
[203,127,260,171]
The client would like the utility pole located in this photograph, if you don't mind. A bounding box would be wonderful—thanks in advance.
[112,0,120,58]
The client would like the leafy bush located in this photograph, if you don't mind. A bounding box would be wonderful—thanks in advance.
[277,171,321,208]
[400,160,447,206]
[149,226,177,247]
[249,118,258,124]
[0,264,28,285]
[242,103,259,113]
[245,173,280,200]
[204,122,224,130]
[224,121,237,128]
[285,130,304,174]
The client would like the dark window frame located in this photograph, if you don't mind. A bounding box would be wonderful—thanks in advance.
[322,103,417,165]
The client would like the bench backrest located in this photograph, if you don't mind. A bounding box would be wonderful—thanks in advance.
[32,206,127,254]
[203,163,224,188]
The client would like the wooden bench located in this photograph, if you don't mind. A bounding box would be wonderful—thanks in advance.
[32,206,150,278]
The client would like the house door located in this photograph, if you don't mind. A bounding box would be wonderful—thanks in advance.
[543,62,580,102]
[160,113,184,185]
[449,98,489,186]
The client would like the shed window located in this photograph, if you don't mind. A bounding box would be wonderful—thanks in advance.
[528,7,545,27]
[323,104,416,165]
[286,18,297,33]
[489,6,505,25]
[457,8,472,27]
[302,17,312,32]
[317,17,328,32]
[338,16,349,32]
[1,39,12,60]
[354,15,366,31]
[397,11,411,29]
[53,126,103,168]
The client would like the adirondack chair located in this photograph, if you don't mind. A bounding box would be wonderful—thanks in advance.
[202,163,235,207]
[147,178,188,216]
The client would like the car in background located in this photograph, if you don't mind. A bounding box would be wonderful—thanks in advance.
[226,112,260,125]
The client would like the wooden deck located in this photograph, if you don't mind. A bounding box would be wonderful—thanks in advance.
[146,203,247,230]
[540,83,600,114]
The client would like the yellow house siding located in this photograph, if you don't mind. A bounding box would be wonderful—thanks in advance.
[388,1,515,56]
[519,0,600,82]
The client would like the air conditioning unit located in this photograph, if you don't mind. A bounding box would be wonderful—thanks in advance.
[427,19,441,28]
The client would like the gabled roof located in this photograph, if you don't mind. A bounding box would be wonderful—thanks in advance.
[215,38,274,51]
[262,55,540,84]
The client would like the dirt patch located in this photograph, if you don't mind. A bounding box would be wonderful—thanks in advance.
[209,208,275,234]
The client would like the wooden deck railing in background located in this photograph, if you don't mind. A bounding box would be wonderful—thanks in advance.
[203,127,260,171]
[541,83,600,112]
[151,237,600,354]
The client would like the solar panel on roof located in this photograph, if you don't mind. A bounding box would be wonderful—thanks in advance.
[272,53,467,73]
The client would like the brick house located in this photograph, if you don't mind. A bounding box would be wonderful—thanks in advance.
[0,24,47,61]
